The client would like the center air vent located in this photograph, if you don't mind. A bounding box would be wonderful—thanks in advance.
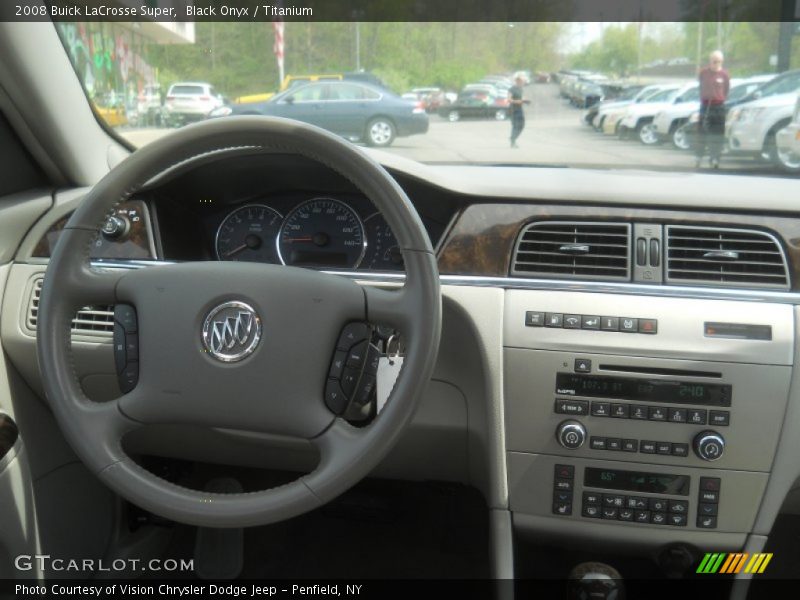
[511,221,631,281]
[27,278,114,337]
[665,226,789,289]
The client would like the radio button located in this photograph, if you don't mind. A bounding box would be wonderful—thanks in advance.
[656,441,672,455]
[671,443,689,457]
[709,411,730,426]
[583,505,601,518]
[620,318,638,332]
[688,409,708,425]
[525,311,545,327]
[606,438,622,451]
[649,498,669,512]
[698,503,718,516]
[591,402,610,417]
[601,316,620,331]
[622,439,638,452]
[631,406,648,420]
[618,508,635,521]
[603,494,625,508]
[651,512,667,525]
[590,437,607,450]
[668,514,687,527]
[668,407,688,423]
[583,492,601,505]
[648,406,667,421]
[611,404,630,418]
[634,510,650,523]
[574,358,592,373]
[555,399,589,416]
[640,440,657,454]
[545,313,564,327]
[700,490,719,503]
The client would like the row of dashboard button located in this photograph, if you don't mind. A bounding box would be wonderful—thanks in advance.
[582,492,688,526]
[555,399,730,426]
[526,311,657,334]
[589,437,689,457]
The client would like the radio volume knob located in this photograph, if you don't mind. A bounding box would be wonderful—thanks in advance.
[556,420,587,450]
[693,431,725,461]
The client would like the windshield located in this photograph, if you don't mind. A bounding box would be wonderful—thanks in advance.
[56,20,798,176]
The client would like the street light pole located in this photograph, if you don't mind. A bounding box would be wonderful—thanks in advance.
[355,22,361,71]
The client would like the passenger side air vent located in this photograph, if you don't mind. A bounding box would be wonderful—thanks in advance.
[665,226,789,289]
[27,278,115,337]
[511,221,632,281]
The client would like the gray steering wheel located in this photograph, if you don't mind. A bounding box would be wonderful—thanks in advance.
[36,117,441,527]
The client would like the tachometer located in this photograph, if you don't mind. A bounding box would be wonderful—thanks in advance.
[277,198,366,269]
[215,204,283,263]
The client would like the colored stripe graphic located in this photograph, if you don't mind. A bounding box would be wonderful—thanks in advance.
[699,553,774,575]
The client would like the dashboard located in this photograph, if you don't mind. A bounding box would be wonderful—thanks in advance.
[6,150,800,581]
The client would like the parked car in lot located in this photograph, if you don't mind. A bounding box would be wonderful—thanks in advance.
[439,88,510,121]
[163,82,224,127]
[583,85,644,126]
[775,95,800,173]
[214,80,428,147]
[407,87,448,113]
[594,84,673,134]
[617,84,687,144]
[725,70,800,165]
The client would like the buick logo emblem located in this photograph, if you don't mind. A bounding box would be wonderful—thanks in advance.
[202,301,262,362]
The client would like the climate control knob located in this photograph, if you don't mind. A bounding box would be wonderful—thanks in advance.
[556,420,587,450]
[693,431,725,461]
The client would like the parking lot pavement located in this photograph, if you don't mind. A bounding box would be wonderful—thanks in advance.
[118,84,783,176]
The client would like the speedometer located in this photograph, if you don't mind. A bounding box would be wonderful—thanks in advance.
[215,204,283,263]
[277,198,366,269]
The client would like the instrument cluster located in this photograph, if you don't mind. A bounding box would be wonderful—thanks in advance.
[212,196,409,271]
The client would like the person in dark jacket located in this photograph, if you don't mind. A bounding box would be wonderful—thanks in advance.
[695,50,730,169]
[508,74,529,148]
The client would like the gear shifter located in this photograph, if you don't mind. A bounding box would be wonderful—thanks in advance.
[566,562,625,600]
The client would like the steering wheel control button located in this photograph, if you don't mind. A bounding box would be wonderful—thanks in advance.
[125,336,139,362]
[114,304,138,333]
[201,301,261,363]
[324,379,348,414]
[345,341,369,368]
[574,358,591,373]
[556,420,586,449]
[113,324,127,374]
[352,374,376,407]
[119,363,139,394]
[694,431,725,461]
[328,351,347,379]
[337,322,370,350]
[341,368,360,396]
[525,311,545,327]
[365,344,382,375]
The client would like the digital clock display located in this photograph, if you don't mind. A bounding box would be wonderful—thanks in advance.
[584,468,690,496]
[555,373,731,407]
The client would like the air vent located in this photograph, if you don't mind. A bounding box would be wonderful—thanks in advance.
[511,221,632,281]
[27,278,114,337]
[665,226,789,289]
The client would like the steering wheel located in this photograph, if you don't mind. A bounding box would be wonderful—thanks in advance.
[36,117,441,528]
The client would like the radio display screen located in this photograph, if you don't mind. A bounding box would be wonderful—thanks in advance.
[584,467,690,496]
[555,373,731,406]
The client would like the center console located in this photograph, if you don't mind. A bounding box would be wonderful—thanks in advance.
[503,290,793,548]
